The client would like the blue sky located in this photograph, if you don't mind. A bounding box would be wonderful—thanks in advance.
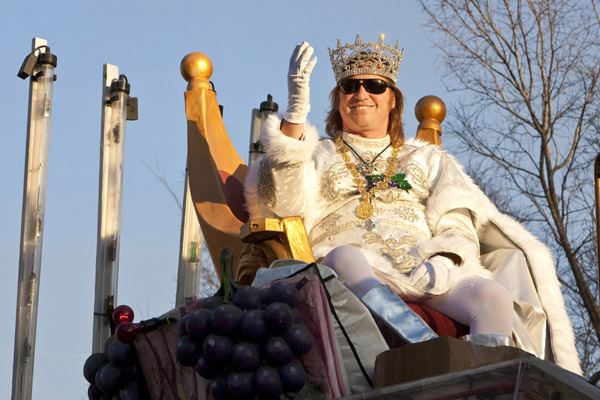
[1,1,451,398]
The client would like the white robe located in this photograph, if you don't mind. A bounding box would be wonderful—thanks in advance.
[244,113,581,375]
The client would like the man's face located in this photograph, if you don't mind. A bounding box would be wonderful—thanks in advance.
[338,74,395,139]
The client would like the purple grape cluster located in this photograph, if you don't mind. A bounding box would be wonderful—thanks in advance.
[83,335,142,400]
[175,281,313,400]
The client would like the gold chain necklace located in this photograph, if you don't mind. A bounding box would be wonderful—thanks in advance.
[342,138,391,175]
[335,136,399,219]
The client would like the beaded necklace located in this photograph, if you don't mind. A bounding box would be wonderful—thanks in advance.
[335,136,399,220]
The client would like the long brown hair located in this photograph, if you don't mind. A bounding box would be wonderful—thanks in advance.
[325,81,405,147]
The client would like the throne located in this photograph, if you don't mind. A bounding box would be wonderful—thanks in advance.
[126,52,596,400]
[181,52,467,339]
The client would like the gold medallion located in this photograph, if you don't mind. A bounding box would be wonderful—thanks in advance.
[356,202,374,219]
[336,135,400,223]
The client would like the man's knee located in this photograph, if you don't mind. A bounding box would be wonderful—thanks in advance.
[322,245,365,273]
[475,280,513,313]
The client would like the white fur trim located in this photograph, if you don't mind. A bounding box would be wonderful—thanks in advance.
[260,114,319,164]
[425,153,487,231]
[487,214,581,374]
[243,160,261,218]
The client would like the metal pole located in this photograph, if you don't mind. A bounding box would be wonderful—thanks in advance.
[92,66,131,352]
[12,37,57,400]
[595,153,600,304]
[248,108,262,167]
[248,94,278,167]
[175,172,203,306]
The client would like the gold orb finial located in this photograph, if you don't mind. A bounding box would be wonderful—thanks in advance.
[180,52,213,82]
[415,95,446,123]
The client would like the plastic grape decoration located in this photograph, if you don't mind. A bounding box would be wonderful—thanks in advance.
[174,248,313,399]
[83,334,142,399]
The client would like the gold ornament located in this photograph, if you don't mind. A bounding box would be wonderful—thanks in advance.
[356,202,374,219]
[336,136,399,220]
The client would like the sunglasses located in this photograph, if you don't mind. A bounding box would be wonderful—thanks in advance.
[338,78,391,95]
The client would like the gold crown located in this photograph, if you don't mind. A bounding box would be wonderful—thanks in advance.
[328,35,404,84]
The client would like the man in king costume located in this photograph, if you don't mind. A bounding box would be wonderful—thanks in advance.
[244,35,581,375]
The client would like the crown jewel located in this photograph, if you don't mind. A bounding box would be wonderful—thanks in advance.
[328,35,404,84]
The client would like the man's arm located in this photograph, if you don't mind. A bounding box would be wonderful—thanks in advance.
[280,120,304,140]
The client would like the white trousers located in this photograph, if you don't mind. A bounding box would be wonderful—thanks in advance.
[322,245,513,336]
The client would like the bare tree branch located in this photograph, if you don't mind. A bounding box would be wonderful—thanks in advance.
[141,158,183,211]
[420,0,600,375]
[142,159,220,298]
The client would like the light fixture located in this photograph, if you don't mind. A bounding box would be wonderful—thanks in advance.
[13,38,57,400]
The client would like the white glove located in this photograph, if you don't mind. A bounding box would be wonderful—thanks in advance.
[409,255,455,292]
[284,41,317,124]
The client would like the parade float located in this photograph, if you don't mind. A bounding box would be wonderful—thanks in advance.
[81,52,600,399]
[12,38,600,399]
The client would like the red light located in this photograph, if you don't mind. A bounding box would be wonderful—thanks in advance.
[115,322,140,344]
[112,305,134,325]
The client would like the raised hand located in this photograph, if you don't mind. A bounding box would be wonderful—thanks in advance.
[284,41,317,124]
